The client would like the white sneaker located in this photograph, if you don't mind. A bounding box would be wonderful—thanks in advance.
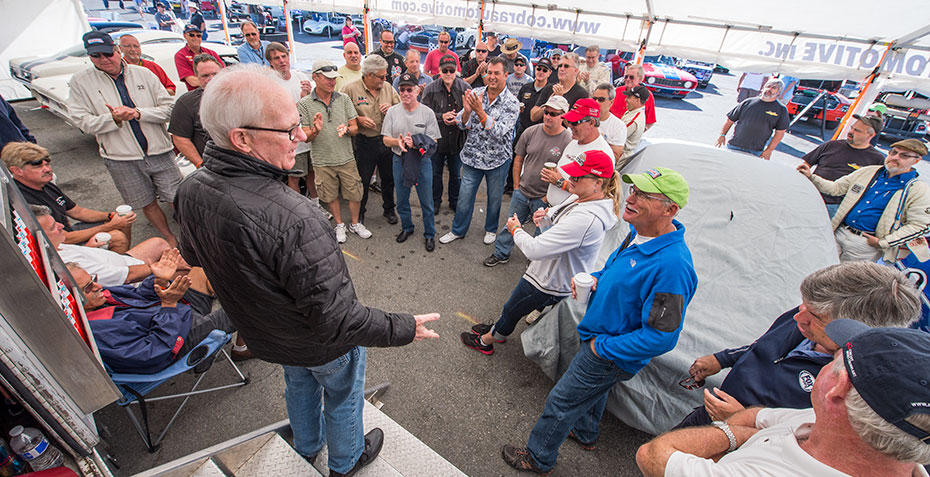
[483,232,497,245]
[334,223,347,243]
[349,222,372,239]
[439,232,462,244]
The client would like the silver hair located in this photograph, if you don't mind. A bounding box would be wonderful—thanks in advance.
[764,78,784,93]
[361,54,388,75]
[585,45,600,53]
[625,64,645,79]
[799,262,920,327]
[29,204,51,217]
[561,52,580,67]
[596,83,615,100]
[833,359,930,464]
[200,64,284,150]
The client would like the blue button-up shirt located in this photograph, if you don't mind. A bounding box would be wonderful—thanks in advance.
[237,40,270,66]
[844,168,917,233]
[456,86,519,170]
[112,68,148,153]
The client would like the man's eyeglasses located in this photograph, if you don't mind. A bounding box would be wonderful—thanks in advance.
[241,123,302,141]
[24,157,51,167]
[89,51,117,59]
[593,96,610,103]
[381,40,394,44]
[370,72,386,80]
[624,75,637,79]
[399,87,416,93]
[80,274,98,295]
[889,148,922,160]
[514,63,526,68]
[630,186,672,203]
[476,49,488,53]
[569,174,598,182]
[678,375,705,390]
[314,65,338,74]
[543,110,562,117]
[438,40,450,44]
[558,64,574,69]
[187,33,203,38]
[567,117,594,126]
[536,67,550,73]
[441,68,456,74]
[244,32,259,37]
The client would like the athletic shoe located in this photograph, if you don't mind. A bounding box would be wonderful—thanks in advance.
[349,222,372,239]
[568,430,597,451]
[483,232,497,244]
[334,223,347,243]
[483,254,509,267]
[501,444,551,474]
[329,428,384,477]
[439,232,462,244]
[471,323,506,343]
[461,332,494,355]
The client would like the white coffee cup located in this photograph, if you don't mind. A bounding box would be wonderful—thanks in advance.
[573,272,595,305]
[116,205,132,216]
[94,232,112,249]
[543,162,557,171]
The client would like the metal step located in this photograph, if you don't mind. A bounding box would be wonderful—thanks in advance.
[135,400,465,477]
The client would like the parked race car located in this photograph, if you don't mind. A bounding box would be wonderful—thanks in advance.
[876,92,930,141]
[302,12,344,36]
[786,86,852,129]
[677,59,714,88]
[624,55,698,99]
[408,25,456,53]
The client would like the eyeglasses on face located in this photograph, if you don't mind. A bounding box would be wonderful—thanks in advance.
[438,40,450,44]
[624,75,637,79]
[244,32,259,37]
[81,274,98,294]
[89,51,117,59]
[514,63,526,67]
[569,174,598,182]
[593,96,610,103]
[630,186,672,203]
[241,123,302,141]
[441,68,456,74]
[24,157,51,167]
[543,110,562,117]
[536,67,550,73]
[476,49,488,53]
[187,33,202,38]
[567,117,594,126]
[558,64,574,69]
[399,87,416,93]
[381,40,394,44]
[889,148,922,160]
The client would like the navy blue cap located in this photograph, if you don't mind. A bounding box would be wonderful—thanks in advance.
[184,23,202,34]
[825,320,930,443]
[83,31,116,55]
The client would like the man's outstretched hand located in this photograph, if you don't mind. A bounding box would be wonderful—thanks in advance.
[413,313,440,341]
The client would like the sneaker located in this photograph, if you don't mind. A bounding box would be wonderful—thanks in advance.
[471,323,506,343]
[483,232,497,244]
[439,232,462,244]
[568,430,597,451]
[460,332,494,355]
[334,223,347,243]
[501,444,551,474]
[349,222,372,239]
[483,254,509,267]
[329,428,384,477]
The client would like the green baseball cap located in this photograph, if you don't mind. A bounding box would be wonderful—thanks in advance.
[868,103,887,115]
[622,167,690,208]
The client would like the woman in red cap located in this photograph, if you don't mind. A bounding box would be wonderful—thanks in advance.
[462,149,620,354]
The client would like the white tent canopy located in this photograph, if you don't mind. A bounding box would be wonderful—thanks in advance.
[282,0,930,94]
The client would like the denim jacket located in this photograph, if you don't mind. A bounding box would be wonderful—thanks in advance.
[456,86,519,170]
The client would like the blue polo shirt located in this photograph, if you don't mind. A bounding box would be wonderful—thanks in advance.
[237,40,270,66]
[843,168,917,233]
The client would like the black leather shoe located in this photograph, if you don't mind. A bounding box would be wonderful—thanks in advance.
[396,230,414,243]
[383,210,398,225]
[329,428,384,477]
[425,238,435,252]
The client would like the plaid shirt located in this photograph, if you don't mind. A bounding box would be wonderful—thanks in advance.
[456,86,519,170]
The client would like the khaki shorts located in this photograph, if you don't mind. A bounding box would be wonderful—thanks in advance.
[314,162,363,203]
[293,152,310,177]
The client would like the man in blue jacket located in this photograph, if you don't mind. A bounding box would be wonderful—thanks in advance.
[502,167,698,474]
[676,261,921,428]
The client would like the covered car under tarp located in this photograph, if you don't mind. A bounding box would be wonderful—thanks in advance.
[521,140,840,435]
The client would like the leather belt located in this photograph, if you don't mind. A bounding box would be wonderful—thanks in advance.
[844,225,873,236]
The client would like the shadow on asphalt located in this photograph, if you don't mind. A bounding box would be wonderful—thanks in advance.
[655,97,702,112]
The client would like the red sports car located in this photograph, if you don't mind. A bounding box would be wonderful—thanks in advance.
[786,87,852,129]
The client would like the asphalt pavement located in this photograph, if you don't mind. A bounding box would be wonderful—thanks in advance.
[19,2,899,474]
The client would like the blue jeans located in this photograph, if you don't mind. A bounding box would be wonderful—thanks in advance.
[283,347,366,474]
[431,151,461,208]
[491,278,564,337]
[493,189,546,259]
[726,144,762,156]
[452,161,510,236]
[825,202,839,218]
[526,341,634,470]
[393,155,435,238]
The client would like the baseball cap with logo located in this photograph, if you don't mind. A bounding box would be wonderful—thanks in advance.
[623,85,650,102]
[184,23,202,34]
[535,57,554,72]
[541,95,570,113]
[891,138,929,157]
[825,319,930,443]
[83,31,116,55]
[560,150,614,178]
[622,167,690,208]
[853,114,884,134]
[562,98,600,122]
[312,59,341,78]
[439,54,457,69]
[397,73,418,87]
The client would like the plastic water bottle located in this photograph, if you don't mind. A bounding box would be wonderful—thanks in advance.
[8,426,63,470]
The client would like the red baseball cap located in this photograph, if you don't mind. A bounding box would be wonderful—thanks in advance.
[561,98,600,122]
[560,150,614,178]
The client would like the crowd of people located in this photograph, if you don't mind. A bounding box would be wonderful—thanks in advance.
[2,17,930,476]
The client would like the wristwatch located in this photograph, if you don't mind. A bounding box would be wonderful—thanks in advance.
[555,178,565,188]
[712,420,738,453]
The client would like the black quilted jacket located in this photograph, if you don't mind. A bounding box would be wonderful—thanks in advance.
[174,143,416,366]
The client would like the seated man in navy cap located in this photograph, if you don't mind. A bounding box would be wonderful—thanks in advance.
[638,320,930,477]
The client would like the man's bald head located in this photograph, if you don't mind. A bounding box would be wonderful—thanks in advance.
[343,41,361,68]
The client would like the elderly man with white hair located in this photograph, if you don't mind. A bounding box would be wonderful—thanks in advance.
[173,65,439,477]
[715,78,789,160]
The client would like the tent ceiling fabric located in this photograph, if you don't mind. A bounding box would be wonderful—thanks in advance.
[293,0,930,92]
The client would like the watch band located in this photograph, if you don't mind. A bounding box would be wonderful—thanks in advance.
[712,420,738,452]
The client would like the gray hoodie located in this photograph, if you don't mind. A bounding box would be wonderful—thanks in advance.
[514,195,618,296]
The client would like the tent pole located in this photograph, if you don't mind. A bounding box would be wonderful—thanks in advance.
[830,43,892,141]
[218,0,231,46]
[477,0,486,40]
[363,1,370,54]
[284,0,296,60]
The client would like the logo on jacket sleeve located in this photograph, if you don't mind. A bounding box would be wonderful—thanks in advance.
[851,184,864,193]
[798,370,815,392]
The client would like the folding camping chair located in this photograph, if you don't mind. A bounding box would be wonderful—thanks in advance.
[107,330,250,452]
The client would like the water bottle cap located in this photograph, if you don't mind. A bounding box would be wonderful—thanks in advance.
[8,426,22,437]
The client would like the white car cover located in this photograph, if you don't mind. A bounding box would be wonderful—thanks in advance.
[521,140,840,435]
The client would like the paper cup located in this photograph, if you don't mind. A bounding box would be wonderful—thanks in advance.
[544,162,557,171]
[116,205,132,216]
[573,272,595,305]
[94,232,112,249]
